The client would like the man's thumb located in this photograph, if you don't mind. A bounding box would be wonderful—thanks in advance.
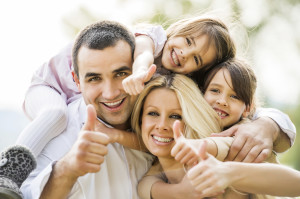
[83,104,97,131]
[173,120,184,141]
[198,140,209,161]
[144,64,157,82]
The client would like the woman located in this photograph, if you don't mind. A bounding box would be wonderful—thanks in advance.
[131,72,250,199]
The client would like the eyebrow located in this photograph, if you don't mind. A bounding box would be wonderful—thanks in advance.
[191,37,203,67]
[84,66,132,79]
[85,72,99,79]
[113,66,131,73]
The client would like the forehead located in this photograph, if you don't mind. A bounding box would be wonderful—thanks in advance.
[144,88,181,109]
[211,68,233,88]
[77,41,132,75]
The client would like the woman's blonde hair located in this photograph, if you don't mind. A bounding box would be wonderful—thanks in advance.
[131,73,221,140]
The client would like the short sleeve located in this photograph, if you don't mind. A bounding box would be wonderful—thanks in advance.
[134,25,167,58]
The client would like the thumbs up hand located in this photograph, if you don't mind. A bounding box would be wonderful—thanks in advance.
[59,104,110,179]
[186,141,227,197]
[123,64,156,95]
[171,120,199,166]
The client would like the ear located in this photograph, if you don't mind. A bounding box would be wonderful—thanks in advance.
[72,70,81,92]
[242,105,251,118]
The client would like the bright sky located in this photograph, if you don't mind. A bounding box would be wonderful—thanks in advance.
[1,0,300,112]
[0,0,141,111]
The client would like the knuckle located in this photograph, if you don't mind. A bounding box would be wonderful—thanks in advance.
[78,140,89,150]
[102,146,108,155]
[231,144,240,152]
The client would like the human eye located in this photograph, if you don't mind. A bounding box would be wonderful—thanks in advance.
[209,88,219,93]
[147,111,159,116]
[230,94,239,100]
[88,76,101,82]
[116,72,129,78]
[170,114,182,120]
[186,38,192,46]
[194,56,199,66]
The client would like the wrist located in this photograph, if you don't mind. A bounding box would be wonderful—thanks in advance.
[257,117,280,142]
[55,159,78,183]
[224,162,243,186]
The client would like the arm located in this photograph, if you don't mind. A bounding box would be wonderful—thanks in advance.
[40,105,109,198]
[171,120,233,165]
[187,141,300,198]
[138,162,202,199]
[253,107,295,151]
[228,162,300,197]
[95,120,147,151]
[211,116,290,163]
[122,35,156,95]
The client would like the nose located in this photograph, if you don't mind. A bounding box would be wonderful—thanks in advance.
[156,117,171,132]
[180,48,193,61]
[216,96,228,107]
[102,80,121,100]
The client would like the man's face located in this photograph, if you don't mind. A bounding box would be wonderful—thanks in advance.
[74,40,137,130]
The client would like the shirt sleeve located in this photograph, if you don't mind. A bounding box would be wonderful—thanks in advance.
[205,137,233,161]
[134,25,167,58]
[253,107,296,146]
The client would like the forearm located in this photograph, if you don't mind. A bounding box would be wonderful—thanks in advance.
[133,35,155,72]
[151,182,183,199]
[117,130,147,151]
[258,117,291,152]
[228,162,300,196]
[254,107,296,149]
[40,160,77,199]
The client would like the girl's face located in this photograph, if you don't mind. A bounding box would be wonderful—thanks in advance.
[204,68,249,128]
[141,88,183,159]
[161,34,216,74]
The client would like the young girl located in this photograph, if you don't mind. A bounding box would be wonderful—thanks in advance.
[202,58,257,130]
[17,14,237,158]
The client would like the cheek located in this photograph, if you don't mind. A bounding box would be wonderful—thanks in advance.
[204,93,214,105]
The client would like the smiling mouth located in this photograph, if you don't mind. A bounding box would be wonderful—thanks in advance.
[171,49,180,67]
[102,98,124,108]
[152,135,174,143]
[214,108,228,118]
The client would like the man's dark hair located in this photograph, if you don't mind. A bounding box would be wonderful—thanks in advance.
[72,20,135,76]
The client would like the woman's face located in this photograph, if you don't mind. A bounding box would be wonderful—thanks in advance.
[204,68,249,128]
[141,88,183,158]
[161,34,216,74]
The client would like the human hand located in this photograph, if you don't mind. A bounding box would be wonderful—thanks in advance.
[171,120,199,167]
[187,141,227,198]
[95,120,119,144]
[122,64,156,95]
[59,104,110,178]
[211,118,273,163]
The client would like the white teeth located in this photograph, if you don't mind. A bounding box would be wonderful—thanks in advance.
[216,111,227,117]
[103,99,123,107]
[172,50,179,66]
[153,135,173,143]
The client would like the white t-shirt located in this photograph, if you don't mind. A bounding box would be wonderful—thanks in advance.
[21,98,154,199]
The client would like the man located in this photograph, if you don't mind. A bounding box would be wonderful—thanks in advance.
[21,20,154,199]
